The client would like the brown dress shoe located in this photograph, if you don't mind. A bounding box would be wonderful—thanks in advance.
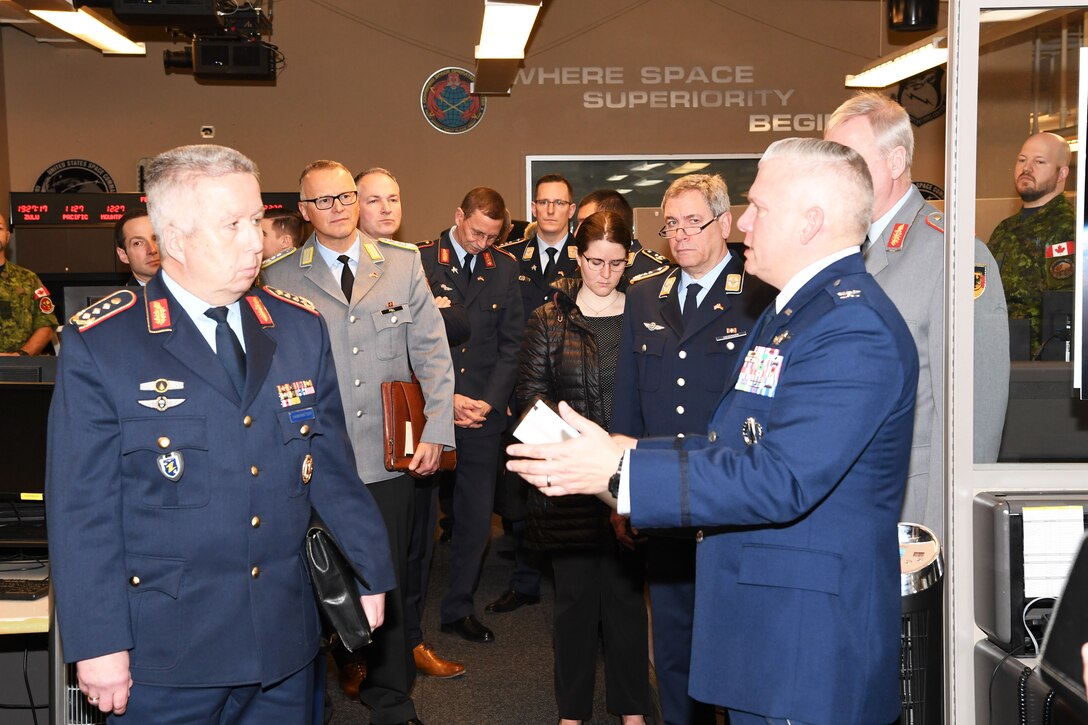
[413,642,466,678]
[337,660,367,699]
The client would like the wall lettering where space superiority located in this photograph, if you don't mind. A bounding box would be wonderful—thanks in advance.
[514,65,830,133]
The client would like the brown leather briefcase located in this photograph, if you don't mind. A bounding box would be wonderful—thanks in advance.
[380,379,456,473]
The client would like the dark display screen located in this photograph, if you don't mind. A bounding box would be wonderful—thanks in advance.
[9,192,301,227]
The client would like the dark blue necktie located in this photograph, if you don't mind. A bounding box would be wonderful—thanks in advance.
[463,253,474,285]
[544,247,558,279]
[682,283,702,329]
[204,306,246,397]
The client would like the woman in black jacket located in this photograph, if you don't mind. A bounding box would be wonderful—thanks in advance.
[518,211,648,725]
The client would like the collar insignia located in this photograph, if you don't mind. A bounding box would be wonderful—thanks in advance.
[148,298,172,332]
[724,273,742,293]
[363,243,383,262]
[438,247,451,266]
[300,246,315,267]
[246,295,274,327]
[522,246,534,261]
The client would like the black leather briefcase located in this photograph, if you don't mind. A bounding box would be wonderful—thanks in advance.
[304,511,373,652]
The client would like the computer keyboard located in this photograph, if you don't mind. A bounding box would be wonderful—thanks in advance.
[0,577,48,600]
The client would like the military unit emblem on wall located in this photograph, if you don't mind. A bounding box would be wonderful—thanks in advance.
[421,66,487,134]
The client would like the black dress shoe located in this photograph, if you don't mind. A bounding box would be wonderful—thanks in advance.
[400,719,424,725]
[440,614,495,643]
[484,589,541,613]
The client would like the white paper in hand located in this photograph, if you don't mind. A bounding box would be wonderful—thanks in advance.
[512,399,581,445]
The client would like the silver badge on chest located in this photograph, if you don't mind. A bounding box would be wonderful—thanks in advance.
[741,417,764,447]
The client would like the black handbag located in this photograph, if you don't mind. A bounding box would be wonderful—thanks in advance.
[304,511,373,652]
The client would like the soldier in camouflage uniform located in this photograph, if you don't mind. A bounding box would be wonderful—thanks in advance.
[0,212,57,355]
[989,132,1075,353]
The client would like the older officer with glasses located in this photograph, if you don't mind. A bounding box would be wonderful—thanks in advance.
[263,162,454,725]
[609,174,773,725]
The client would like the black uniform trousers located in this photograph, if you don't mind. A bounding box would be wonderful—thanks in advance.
[551,544,649,720]
[359,475,418,724]
[440,428,503,623]
[646,536,717,725]
[406,479,439,649]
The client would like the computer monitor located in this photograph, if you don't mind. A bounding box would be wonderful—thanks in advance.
[0,355,56,382]
[0,382,51,504]
[1038,290,1075,361]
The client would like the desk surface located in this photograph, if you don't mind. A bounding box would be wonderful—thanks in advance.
[0,561,49,635]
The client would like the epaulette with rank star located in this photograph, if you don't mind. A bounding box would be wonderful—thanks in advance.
[496,237,526,251]
[71,289,137,332]
[379,238,421,252]
[416,239,436,249]
[639,248,670,265]
[630,265,672,285]
[492,246,517,261]
[263,286,319,315]
[261,246,298,269]
[925,211,945,234]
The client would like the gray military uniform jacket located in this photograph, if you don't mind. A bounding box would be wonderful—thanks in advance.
[866,185,1010,542]
[262,234,455,484]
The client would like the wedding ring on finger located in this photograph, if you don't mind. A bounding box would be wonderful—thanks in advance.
[88,696,100,704]
[546,475,552,487]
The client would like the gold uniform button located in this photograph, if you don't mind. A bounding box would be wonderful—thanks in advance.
[243,415,253,427]
[157,436,171,449]
[460,368,466,374]
[727,342,735,351]
[354,379,361,387]
[491,303,498,310]
[129,575,140,587]
[641,344,647,352]
[250,465,259,477]
[300,424,311,437]
[251,515,261,528]
[356,410,363,418]
[695,530,704,543]
[251,566,260,579]
[461,347,467,354]
[708,431,718,442]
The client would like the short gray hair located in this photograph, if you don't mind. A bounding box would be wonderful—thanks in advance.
[661,173,731,217]
[761,137,874,240]
[827,91,915,170]
[147,145,258,237]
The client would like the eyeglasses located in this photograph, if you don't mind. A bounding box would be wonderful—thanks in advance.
[582,256,627,271]
[533,198,573,209]
[466,228,500,244]
[300,191,358,210]
[658,214,721,238]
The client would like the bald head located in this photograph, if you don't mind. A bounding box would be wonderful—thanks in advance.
[1015,132,1070,207]
[737,138,873,289]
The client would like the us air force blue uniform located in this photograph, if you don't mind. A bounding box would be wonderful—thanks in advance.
[611,248,773,725]
[628,253,917,724]
[46,275,394,704]
[418,231,524,623]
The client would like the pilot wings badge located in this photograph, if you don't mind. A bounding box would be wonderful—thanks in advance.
[643,322,665,332]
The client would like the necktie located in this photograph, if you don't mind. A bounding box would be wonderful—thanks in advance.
[544,247,558,278]
[462,253,474,284]
[338,254,354,302]
[204,306,246,397]
[861,235,873,257]
[682,283,702,327]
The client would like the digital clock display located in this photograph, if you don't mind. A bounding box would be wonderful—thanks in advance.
[9,192,301,227]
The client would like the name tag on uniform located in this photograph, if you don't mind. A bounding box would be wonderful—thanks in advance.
[735,345,784,397]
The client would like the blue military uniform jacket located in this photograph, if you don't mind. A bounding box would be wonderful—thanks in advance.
[497,234,580,325]
[417,230,524,437]
[46,275,395,687]
[629,253,918,723]
[611,248,773,439]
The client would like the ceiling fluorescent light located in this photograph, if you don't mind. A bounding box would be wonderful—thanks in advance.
[606,175,628,182]
[980,9,1050,23]
[476,1,541,59]
[669,162,711,174]
[634,179,665,187]
[845,36,946,88]
[472,1,541,94]
[31,8,145,55]
[631,162,665,172]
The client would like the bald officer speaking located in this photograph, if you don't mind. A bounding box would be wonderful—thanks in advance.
[46,145,394,723]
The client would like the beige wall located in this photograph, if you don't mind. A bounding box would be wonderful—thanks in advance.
[2,0,952,247]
